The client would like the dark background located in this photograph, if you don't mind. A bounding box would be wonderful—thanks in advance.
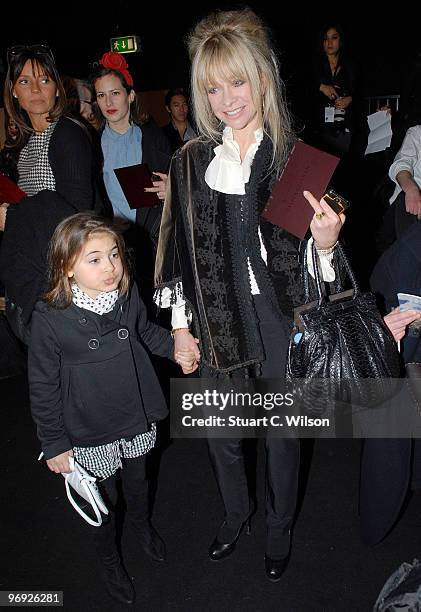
[0,3,418,104]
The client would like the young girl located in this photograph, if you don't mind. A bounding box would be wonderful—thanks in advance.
[28,212,197,605]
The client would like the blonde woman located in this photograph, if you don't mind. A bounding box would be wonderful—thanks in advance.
[155,9,344,581]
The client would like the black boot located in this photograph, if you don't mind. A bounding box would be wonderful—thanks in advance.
[101,554,135,605]
[131,520,166,562]
[93,483,135,603]
[209,513,252,561]
[264,554,290,582]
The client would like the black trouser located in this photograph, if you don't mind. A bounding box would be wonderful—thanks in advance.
[207,294,300,559]
[92,455,149,562]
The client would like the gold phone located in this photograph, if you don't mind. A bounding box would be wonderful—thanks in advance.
[323,188,350,215]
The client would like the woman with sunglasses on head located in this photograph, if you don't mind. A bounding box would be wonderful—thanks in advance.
[0,44,99,342]
[2,44,98,212]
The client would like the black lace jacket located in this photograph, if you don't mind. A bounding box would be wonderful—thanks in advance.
[155,135,307,374]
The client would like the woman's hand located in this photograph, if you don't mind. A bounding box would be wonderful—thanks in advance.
[320,84,339,101]
[305,191,345,249]
[144,171,168,201]
[383,307,421,342]
[335,96,352,110]
[46,449,74,474]
[173,329,200,374]
[0,203,10,231]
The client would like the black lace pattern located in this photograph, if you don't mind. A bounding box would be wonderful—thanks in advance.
[157,136,307,373]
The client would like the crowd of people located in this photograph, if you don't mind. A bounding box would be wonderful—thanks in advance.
[1,9,421,608]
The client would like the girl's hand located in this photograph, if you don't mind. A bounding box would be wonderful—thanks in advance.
[46,449,74,474]
[383,307,421,342]
[144,171,168,201]
[173,329,200,371]
[175,348,199,374]
[305,190,345,249]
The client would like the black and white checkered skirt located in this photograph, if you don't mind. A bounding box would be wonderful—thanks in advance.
[73,423,156,480]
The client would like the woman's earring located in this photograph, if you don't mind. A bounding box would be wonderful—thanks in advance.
[13,93,18,99]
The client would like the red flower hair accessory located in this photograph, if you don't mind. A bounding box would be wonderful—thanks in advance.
[99,51,134,87]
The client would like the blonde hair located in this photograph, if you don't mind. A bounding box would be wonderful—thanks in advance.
[44,212,131,308]
[187,9,293,170]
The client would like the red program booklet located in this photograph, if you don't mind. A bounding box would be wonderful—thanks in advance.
[0,173,26,204]
[261,141,339,239]
[114,163,160,208]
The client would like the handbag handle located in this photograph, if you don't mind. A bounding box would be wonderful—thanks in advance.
[64,475,103,527]
[304,240,361,306]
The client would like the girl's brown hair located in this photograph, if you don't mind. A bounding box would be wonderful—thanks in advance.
[44,212,131,308]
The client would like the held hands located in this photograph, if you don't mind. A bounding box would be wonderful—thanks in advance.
[144,171,168,201]
[175,349,200,374]
[46,449,74,474]
[304,190,345,249]
[383,307,421,342]
[173,329,201,374]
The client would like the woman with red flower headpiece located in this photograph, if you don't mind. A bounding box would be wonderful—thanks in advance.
[90,52,171,306]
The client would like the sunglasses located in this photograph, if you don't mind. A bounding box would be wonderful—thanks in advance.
[7,44,55,65]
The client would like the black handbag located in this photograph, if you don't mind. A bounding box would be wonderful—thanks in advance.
[286,242,401,414]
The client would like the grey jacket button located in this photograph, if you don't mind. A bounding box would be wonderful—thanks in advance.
[79,317,88,325]
[88,338,100,350]
[118,328,129,340]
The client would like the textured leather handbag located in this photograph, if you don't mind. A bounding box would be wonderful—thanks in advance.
[62,458,109,527]
[286,242,401,414]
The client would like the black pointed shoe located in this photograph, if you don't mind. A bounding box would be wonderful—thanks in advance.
[134,521,166,562]
[209,516,252,561]
[264,555,289,582]
[103,562,135,605]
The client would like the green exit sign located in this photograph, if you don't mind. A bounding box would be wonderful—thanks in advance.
[110,36,139,54]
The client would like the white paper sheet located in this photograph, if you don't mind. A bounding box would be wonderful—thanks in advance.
[365,110,392,155]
